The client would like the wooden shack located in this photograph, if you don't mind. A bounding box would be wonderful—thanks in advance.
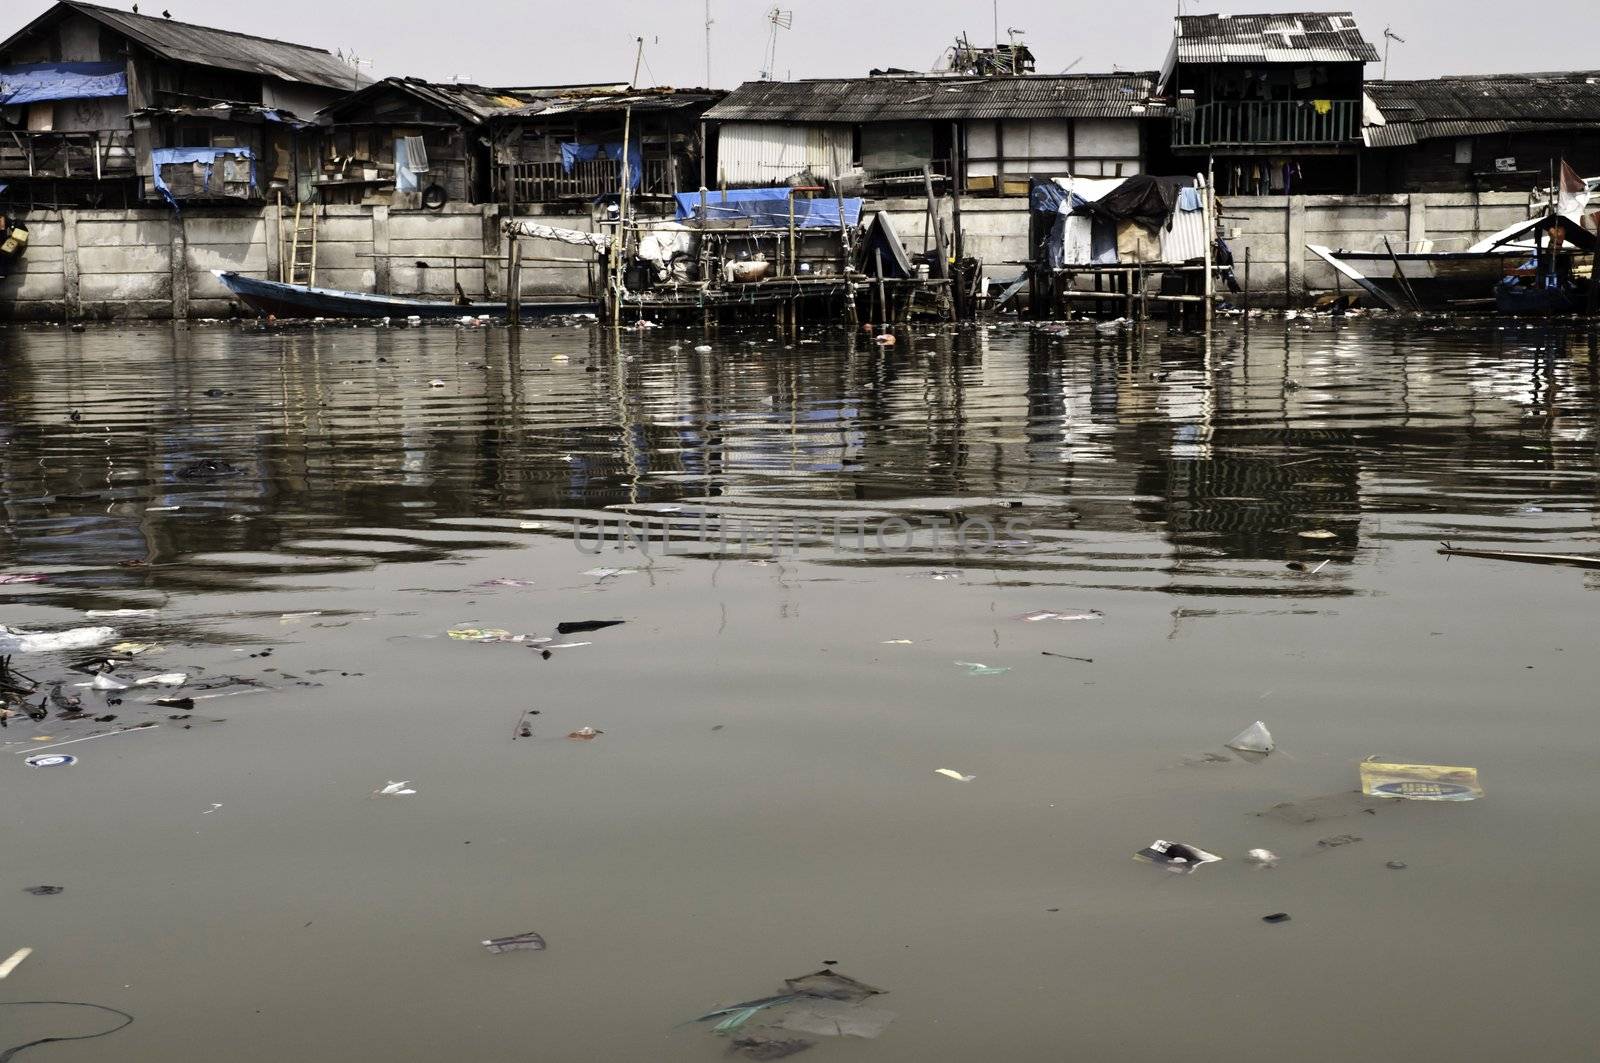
[0,0,363,207]
[487,86,722,212]
[313,78,539,208]
[1363,74,1600,193]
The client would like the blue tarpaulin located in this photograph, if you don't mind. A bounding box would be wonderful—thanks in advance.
[150,147,255,210]
[0,62,127,105]
[675,189,862,229]
[559,142,642,191]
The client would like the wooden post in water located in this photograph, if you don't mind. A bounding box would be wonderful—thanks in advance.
[1243,245,1251,314]
[949,121,965,317]
[875,249,887,326]
[507,236,522,326]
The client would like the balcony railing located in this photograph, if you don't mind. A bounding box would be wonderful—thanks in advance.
[504,158,678,204]
[0,130,137,179]
[1171,100,1361,149]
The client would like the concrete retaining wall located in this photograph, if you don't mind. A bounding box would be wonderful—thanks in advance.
[0,192,1538,320]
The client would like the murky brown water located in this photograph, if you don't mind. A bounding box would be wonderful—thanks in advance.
[3,317,1598,1061]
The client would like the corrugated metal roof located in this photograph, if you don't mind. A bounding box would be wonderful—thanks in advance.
[1173,12,1378,65]
[0,2,367,91]
[1366,75,1600,144]
[704,74,1166,123]
[320,77,544,124]
[493,88,723,120]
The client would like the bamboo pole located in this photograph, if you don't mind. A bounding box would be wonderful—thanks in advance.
[507,236,522,325]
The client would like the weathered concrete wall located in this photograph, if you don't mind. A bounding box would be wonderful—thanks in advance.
[0,192,1539,320]
[876,190,1533,306]
[0,204,522,321]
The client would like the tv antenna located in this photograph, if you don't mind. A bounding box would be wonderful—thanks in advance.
[760,7,793,81]
[704,0,714,86]
[336,49,372,90]
[1382,26,1405,79]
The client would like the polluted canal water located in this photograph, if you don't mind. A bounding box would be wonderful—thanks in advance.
[2,317,1599,1061]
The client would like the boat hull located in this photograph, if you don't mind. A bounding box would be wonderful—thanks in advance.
[214,271,595,320]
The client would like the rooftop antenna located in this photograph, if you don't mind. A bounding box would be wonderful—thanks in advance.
[704,0,714,87]
[336,49,372,90]
[1058,55,1084,75]
[759,7,793,82]
[1382,26,1405,80]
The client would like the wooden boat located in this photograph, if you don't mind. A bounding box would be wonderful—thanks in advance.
[213,271,595,320]
[1307,216,1593,311]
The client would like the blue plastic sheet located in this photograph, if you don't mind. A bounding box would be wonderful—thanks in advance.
[150,147,255,210]
[559,142,642,190]
[0,62,127,105]
[674,189,862,229]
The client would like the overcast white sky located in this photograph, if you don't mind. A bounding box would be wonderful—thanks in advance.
[12,1,1596,88]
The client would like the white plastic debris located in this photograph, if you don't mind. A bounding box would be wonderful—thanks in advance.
[134,673,188,687]
[374,781,416,796]
[0,947,33,980]
[428,378,447,388]
[0,625,116,653]
[1226,720,1275,754]
[84,608,159,619]
[693,345,713,353]
[91,673,130,691]
[1246,848,1280,868]
[934,768,976,782]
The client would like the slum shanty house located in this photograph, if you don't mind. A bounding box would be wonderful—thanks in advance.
[485,86,723,212]
[312,78,540,208]
[1157,11,1379,194]
[0,1,364,208]
[1362,74,1600,193]
[702,73,1168,197]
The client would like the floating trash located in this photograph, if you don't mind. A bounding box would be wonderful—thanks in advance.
[0,625,117,653]
[934,768,975,782]
[134,673,187,687]
[1245,848,1280,868]
[483,931,546,953]
[693,969,893,1056]
[1226,720,1275,754]
[1261,913,1292,924]
[1134,840,1221,874]
[25,753,78,768]
[90,674,129,691]
[555,620,624,634]
[111,642,159,656]
[1018,609,1103,622]
[1317,834,1362,849]
[478,578,536,588]
[373,781,416,796]
[84,608,159,619]
[0,947,33,980]
[1359,761,1482,801]
[0,574,47,584]
[955,661,1010,677]
[447,627,514,641]
[582,567,637,580]
[23,886,63,896]
[1297,529,1338,540]
[566,727,602,740]
[880,639,915,645]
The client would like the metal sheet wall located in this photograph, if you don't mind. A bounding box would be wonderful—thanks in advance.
[715,121,853,185]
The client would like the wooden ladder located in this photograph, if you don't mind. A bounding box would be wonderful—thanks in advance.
[286,202,318,287]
